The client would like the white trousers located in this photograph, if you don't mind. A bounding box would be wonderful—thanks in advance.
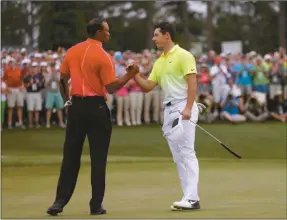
[144,90,164,123]
[116,95,131,125]
[130,92,143,124]
[162,100,199,201]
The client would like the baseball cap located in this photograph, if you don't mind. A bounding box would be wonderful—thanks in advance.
[32,62,38,67]
[215,57,222,64]
[40,61,48,67]
[21,48,27,53]
[114,51,123,61]
[21,58,31,65]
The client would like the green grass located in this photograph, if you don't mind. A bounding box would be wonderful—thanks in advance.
[1,123,287,218]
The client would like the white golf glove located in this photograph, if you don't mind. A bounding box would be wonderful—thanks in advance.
[197,103,206,113]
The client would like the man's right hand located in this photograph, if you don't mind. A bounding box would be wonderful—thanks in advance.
[126,64,139,76]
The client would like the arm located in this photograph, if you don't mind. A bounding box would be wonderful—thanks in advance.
[134,74,157,93]
[184,74,197,110]
[59,55,70,102]
[105,67,139,94]
[59,75,70,102]
[181,52,198,120]
[134,61,158,93]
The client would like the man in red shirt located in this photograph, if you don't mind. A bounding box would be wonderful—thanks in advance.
[47,17,139,216]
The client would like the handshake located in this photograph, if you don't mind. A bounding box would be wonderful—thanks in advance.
[126,61,140,77]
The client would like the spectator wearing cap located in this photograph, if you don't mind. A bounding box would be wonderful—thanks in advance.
[220,84,246,123]
[245,92,269,122]
[207,50,216,67]
[143,53,163,124]
[3,58,26,129]
[209,56,231,117]
[197,63,210,95]
[197,93,215,123]
[268,58,283,100]
[269,90,287,122]
[45,62,65,128]
[23,61,45,128]
[129,59,144,126]
[1,71,7,130]
[253,57,269,94]
[114,52,131,126]
[264,54,273,71]
[233,55,254,100]
[278,54,287,100]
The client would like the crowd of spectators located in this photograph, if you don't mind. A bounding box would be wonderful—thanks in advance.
[1,45,286,130]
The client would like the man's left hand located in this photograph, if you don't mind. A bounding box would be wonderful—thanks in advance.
[197,103,207,113]
[182,107,191,120]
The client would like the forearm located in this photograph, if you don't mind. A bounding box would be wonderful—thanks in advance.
[185,74,197,109]
[60,77,69,102]
[134,74,156,93]
[106,72,133,94]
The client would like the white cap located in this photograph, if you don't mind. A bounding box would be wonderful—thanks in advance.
[232,86,242,97]
[6,57,15,63]
[52,54,58,59]
[21,58,31,64]
[40,61,48,67]
[220,52,226,57]
[126,59,135,66]
[32,62,38,67]
[34,53,42,58]
[264,54,272,60]
[20,48,27,53]
[201,54,208,59]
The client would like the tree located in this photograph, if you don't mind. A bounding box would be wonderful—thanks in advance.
[1,1,29,46]
[278,1,286,48]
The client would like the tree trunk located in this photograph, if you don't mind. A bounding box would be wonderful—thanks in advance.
[180,1,190,49]
[145,1,155,49]
[279,1,286,48]
[207,1,214,50]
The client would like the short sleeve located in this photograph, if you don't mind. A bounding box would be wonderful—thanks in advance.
[181,52,197,76]
[99,57,116,86]
[148,62,158,83]
[60,55,69,76]
[210,66,218,76]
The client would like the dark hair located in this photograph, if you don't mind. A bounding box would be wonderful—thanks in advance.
[154,22,175,41]
[86,17,105,38]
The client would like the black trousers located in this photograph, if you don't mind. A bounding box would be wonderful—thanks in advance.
[54,96,112,211]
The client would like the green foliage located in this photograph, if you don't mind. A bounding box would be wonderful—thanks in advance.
[1,1,285,53]
[1,1,29,45]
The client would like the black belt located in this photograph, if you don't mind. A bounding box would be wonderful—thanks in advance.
[72,95,105,101]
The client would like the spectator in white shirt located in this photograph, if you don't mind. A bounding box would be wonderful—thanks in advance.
[209,57,231,116]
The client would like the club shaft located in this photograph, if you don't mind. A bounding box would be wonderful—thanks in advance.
[189,120,223,144]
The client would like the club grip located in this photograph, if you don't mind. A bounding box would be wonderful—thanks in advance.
[221,143,242,159]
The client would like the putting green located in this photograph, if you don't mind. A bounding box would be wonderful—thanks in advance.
[1,123,286,218]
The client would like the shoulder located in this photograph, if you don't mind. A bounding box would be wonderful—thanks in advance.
[177,47,196,59]
[66,41,89,55]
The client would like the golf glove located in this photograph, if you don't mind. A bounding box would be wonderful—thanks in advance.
[197,103,206,113]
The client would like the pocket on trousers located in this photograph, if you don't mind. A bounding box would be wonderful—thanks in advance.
[164,116,184,143]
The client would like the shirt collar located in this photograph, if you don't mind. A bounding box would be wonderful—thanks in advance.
[161,44,179,57]
[86,38,102,47]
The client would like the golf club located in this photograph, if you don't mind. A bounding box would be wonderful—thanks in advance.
[191,121,242,159]
[174,110,242,159]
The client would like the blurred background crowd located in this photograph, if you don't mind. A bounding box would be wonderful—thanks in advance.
[1,1,287,129]
[1,46,286,130]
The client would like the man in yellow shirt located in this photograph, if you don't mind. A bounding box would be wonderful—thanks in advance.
[134,22,203,211]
